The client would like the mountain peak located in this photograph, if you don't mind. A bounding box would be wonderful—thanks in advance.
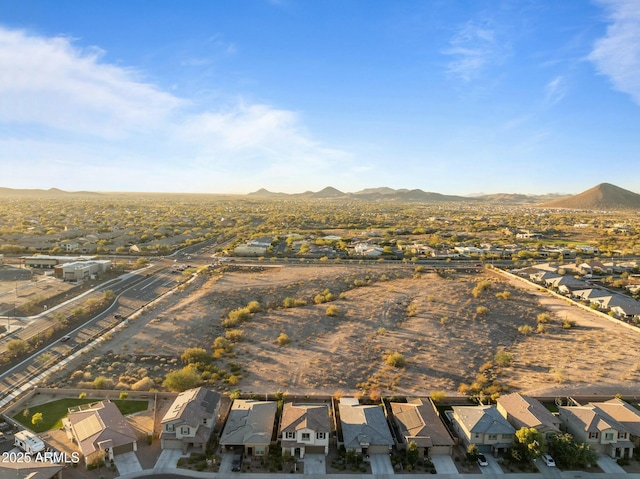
[544,183,640,210]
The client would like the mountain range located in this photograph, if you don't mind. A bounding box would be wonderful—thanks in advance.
[1,183,639,210]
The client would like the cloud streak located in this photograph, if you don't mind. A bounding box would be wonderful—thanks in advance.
[589,0,640,105]
[443,20,507,82]
[0,26,349,192]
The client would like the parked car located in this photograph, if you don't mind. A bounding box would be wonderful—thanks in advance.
[542,454,556,467]
[0,422,10,432]
[477,453,488,467]
[231,452,243,471]
[60,335,71,342]
[114,314,123,320]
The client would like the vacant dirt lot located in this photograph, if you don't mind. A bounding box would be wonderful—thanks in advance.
[48,264,640,397]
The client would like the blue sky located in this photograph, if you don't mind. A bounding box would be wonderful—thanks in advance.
[1,0,639,195]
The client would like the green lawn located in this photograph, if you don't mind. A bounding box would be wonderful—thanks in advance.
[13,398,148,433]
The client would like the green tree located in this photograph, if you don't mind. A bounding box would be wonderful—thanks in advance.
[494,351,513,367]
[31,412,43,427]
[514,427,543,461]
[466,443,479,462]
[407,441,419,465]
[180,347,210,364]
[548,433,597,468]
[6,339,28,356]
[163,366,202,392]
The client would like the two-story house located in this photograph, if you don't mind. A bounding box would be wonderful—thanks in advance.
[449,405,515,454]
[160,387,221,453]
[496,393,561,441]
[279,403,331,458]
[559,399,640,459]
[220,399,278,457]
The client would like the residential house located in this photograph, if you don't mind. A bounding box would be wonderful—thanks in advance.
[338,398,394,455]
[64,400,138,466]
[594,398,640,449]
[160,387,221,452]
[390,398,455,457]
[599,295,640,319]
[496,393,561,440]
[449,405,515,454]
[354,243,384,257]
[572,288,612,304]
[279,402,331,458]
[220,400,277,457]
[0,462,64,479]
[529,271,562,283]
[545,275,586,292]
[558,400,638,458]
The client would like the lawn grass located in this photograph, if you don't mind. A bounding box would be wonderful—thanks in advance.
[12,398,148,433]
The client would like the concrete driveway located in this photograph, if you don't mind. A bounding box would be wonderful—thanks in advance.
[154,448,185,469]
[430,454,458,474]
[219,451,234,473]
[597,455,626,474]
[534,457,561,478]
[368,453,394,474]
[113,451,143,474]
[480,454,503,475]
[303,454,326,474]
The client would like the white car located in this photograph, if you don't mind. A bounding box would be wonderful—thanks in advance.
[477,453,489,467]
[542,454,556,467]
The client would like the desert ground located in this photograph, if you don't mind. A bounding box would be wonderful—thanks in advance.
[46,263,640,398]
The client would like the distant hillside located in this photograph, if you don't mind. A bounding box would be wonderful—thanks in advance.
[543,183,640,210]
[476,192,569,205]
[0,187,79,198]
[247,188,289,198]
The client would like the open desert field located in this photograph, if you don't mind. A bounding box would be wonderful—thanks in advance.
[48,263,640,398]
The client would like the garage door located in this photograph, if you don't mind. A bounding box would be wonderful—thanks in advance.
[162,439,183,450]
[367,445,391,454]
[305,446,326,454]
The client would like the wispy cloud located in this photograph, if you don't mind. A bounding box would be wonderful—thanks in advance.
[443,20,508,82]
[0,28,183,138]
[545,75,568,106]
[0,27,349,192]
[589,0,640,105]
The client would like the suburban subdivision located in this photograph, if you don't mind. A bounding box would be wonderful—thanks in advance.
[1,184,640,478]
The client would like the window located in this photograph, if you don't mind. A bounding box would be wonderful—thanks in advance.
[588,432,599,439]
[301,433,310,441]
[255,446,265,456]
[605,432,614,440]
[316,432,326,440]
[285,431,295,440]
[618,432,628,439]
[181,426,190,435]
[166,424,174,432]
[488,434,497,440]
